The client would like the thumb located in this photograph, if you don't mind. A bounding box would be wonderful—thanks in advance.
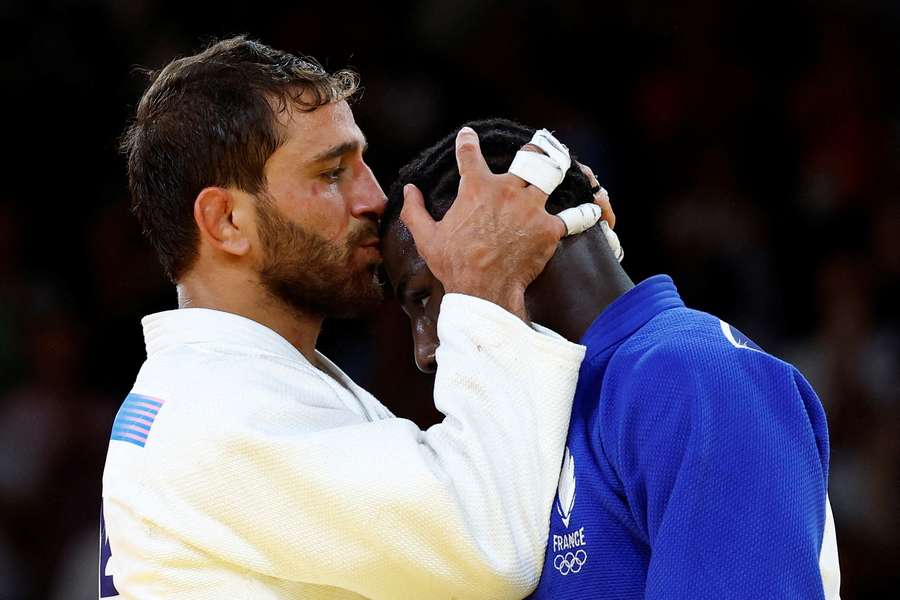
[455,127,490,179]
[399,183,436,249]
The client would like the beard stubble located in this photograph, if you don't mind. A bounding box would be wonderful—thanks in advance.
[255,197,384,319]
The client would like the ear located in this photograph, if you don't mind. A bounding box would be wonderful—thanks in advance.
[193,187,251,257]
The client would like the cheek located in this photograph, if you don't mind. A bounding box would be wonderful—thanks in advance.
[412,314,438,346]
[282,182,350,241]
[428,286,447,316]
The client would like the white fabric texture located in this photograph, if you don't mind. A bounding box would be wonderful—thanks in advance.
[821,498,841,599]
[102,295,585,599]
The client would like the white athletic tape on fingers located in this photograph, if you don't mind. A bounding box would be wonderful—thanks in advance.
[530,129,571,173]
[508,152,564,195]
[508,128,572,194]
[557,203,602,236]
[601,221,625,263]
[556,205,624,261]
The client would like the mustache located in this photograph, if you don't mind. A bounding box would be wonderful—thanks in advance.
[346,221,380,247]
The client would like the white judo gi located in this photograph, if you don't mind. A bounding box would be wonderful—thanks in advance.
[101,294,585,599]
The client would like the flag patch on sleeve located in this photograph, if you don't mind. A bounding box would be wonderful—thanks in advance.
[110,393,165,448]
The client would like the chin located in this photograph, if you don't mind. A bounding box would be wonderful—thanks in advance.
[331,272,384,319]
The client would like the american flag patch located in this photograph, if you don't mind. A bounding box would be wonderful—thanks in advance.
[110,393,164,448]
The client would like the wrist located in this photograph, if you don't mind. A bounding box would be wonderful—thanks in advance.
[444,282,529,323]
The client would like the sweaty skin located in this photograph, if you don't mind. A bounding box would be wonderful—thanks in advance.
[383,177,631,373]
[399,129,570,322]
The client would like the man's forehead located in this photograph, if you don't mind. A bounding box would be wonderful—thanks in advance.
[277,100,364,157]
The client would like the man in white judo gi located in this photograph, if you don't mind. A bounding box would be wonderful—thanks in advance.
[101,36,591,599]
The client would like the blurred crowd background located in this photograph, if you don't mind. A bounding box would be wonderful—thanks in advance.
[1,0,897,598]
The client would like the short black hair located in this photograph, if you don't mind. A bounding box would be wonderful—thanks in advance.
[381,118,593,236]
[121,35,360,282]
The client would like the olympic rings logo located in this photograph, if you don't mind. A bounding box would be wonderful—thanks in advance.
[553,549,587,575]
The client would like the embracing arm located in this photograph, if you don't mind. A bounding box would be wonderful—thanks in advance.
[129,295,582,599]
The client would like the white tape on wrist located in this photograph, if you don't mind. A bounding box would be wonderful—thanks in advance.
[507,128,572,194]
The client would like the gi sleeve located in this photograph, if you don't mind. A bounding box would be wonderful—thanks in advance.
[603,341,834,599]
[148,294,584,599]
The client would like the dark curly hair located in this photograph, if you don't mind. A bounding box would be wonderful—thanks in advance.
[381,118,594,236]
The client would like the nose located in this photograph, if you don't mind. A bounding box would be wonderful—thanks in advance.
[350,161,387,219]
[414,343,438,374]
[412,321,439,374]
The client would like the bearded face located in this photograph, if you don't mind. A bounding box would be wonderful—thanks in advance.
[254,196,383,319]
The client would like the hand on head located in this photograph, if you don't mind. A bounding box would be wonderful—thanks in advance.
[399,127,570,321]
[577,163,615,229]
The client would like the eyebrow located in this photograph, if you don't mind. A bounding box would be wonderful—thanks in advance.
[311,136,368,163]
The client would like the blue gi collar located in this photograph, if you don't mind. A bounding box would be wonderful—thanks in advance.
[580,274,684,358]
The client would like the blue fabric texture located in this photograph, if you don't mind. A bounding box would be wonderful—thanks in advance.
[531,275,830,599]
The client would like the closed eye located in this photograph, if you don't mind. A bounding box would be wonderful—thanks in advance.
[320,166,346,183]
[403,292,430,312]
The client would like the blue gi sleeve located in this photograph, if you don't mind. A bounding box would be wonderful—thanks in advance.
[602,340,830,598]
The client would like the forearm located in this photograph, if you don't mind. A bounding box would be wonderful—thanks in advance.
[424,293,584,588]
[140,295,584,598]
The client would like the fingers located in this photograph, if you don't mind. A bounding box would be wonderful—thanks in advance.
[593,187,616,229]
[577,162,596,184]
[600,221,624,262]
[577,162,616,229]
[504,143,550,190]
[497,172,551,205]
[399,183,436,248]
[455,127,490,179]
[548,212,567,240]
[500,143,553,202]
[505,142,558,194]
[556,203,602,237]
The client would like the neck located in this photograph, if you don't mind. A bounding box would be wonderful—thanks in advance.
[176,266,323,364]
[526,229,634,343]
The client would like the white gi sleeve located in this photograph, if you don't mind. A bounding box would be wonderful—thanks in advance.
[135,294,583,599]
